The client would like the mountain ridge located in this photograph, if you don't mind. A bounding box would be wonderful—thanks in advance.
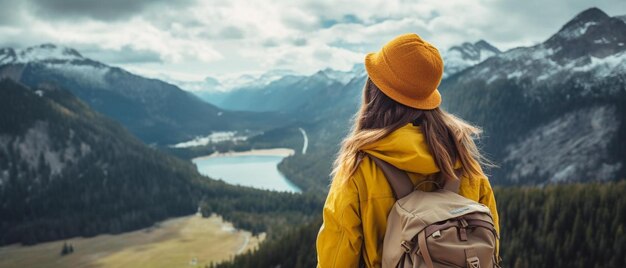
[0,45,289,145]
[443,40,501,78]
[439,7,626,184]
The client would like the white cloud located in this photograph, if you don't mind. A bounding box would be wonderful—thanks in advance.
[1,0,625,82]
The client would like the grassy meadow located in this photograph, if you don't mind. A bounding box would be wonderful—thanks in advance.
[0,214,264,268]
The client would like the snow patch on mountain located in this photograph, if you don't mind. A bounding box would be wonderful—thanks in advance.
[504,105,621,183]
[442,40,500,78]
[570,51,626,76]
[462,43,626,97]
[0,44,110,88]
[44,62,110,88]
[0,44,84,65]
[554,7,609,41]
[164,69,299,95]
[559,21,598,40]
[319,64,365,85]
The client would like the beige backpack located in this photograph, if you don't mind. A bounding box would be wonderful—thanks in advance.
[369,155,500,268]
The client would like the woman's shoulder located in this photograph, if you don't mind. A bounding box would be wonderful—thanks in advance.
[351,154,402,200]
[458,172,491,201]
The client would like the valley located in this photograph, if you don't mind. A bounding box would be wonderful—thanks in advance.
[0,214,263,268]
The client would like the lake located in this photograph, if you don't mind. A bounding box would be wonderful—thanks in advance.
[192,149,301,193]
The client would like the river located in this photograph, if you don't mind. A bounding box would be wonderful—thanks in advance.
[192,148,302,193]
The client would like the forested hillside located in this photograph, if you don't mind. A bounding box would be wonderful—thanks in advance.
[215,182,626,268]
[497,182,626,267]
[0,79,320,246]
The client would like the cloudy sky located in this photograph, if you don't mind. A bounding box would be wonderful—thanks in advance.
[1,0,625,82]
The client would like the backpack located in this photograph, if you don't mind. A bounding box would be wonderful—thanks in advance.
[369,155,501,268]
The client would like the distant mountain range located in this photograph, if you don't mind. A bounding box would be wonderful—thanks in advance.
[162,69,298,105]
[184,40,502,112]
[216,65,365,114]
[212,7,626,187]
[0,45,287,145]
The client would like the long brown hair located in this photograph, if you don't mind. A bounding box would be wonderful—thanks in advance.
[332,78,491,185]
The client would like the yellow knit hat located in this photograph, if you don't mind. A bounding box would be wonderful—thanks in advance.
[365,33,444,110]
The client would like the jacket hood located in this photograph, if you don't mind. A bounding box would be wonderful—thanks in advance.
[361,123,440,175]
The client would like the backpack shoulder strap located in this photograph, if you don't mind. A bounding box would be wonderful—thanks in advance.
[368,155,414,199]
[368,154,462,199]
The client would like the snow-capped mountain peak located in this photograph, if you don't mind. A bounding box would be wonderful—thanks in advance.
[453,7,626,99]
[545,7,626,62]
[0,44,85,65]
[442,40,501,78]
[449,40,500,62]
[1,44,112,92]
[554,7,609,41]
[318,64,365,85]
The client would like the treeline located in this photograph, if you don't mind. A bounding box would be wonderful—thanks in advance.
[276,118,351,196]
[198,185,322,237]
[214,181,626,268]
[278,148,334,195]
[211,218,322,268]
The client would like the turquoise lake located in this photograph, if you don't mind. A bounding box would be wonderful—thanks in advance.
[192,155,302,193]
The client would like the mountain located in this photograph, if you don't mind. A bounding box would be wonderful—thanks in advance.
[160,76,233,106]
[0,78,320,246]
[215,65,365,113]
[0,44,284,145]
[0,78,203,245]
[210,39,500,113]
[439,7,626,185]
[165,69,297,104]
[442,40,501,78]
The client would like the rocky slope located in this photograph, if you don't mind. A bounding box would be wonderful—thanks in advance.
[440,7,626,184]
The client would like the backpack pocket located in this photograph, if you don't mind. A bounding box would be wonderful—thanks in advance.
[417,213,497,268]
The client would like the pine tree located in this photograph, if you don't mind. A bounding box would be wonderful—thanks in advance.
[60,242,69,256]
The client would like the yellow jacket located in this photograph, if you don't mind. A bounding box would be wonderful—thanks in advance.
[316,123,500,268]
